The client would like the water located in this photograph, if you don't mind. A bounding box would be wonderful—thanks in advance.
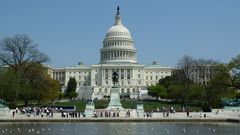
[0,122,239,135]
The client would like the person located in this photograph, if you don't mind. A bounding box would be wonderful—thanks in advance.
[51,111,53,118]
[12,111,15,118]
[15,107,19,113]
[170,107,173,113]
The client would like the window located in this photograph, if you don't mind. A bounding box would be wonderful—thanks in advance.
[105,69,108,79]
[138,74,140,78]
[133,88,136,93]
[121,69,124,79]
[127,69,130,79]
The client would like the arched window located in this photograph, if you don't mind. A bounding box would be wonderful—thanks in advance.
[127,89,130,93]
[133,88,136,93]
[121,88,124,93]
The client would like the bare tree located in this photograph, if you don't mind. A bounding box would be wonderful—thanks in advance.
[193,58,220,85]
[177,55,195,106]
[0,34,49,72]
[178,55,195,80]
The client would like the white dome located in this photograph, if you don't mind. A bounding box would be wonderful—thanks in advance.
[107,25,130,33]
[106,25,131,38]
[105,13,132,38]
[100,7,137,64]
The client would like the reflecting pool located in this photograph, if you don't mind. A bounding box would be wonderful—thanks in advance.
[0,122,239,135]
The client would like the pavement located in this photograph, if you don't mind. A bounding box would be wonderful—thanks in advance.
[0,109,239,123]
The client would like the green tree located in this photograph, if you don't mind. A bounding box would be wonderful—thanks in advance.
[0,64,60,106]
[167,84,185,102]
[147,85,167,100]
[206,65,233,108]
[0,34,49,106]
[189,84,205,102]
[229,54,240,90]
[177,55,195,106]
[0,34,62,107]
[65,77,78,99]
[0,69,20,103]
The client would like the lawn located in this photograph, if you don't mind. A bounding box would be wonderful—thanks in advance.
[52,100,201,112]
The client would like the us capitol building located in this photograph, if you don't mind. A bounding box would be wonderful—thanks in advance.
[47,7,171,99]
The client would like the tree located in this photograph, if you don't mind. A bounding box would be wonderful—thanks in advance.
[229,54,240,90]
[0,34,61,107]
[167,84,185,102]
[21,63,60,104]
[0,34,49,72]
[177,55,195,105]
[193,58,220,85]
[0,34,49,105]
[206,65,233,108]
[0,68,20,103]
[147,85,167,100]
[65,77,78,99]
[0,64,60,106]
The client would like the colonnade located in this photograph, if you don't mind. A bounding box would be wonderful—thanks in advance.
[101,50,136,61]
[101,68,133,80]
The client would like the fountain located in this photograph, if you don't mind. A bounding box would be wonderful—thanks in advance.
[84,99,95,117]
[85,71,144,117]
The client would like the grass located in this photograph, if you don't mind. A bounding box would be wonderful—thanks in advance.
[53,100,86,112]
[52,100,201,112]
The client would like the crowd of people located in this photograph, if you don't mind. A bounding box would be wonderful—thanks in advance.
[10,106,213,119]
[12,107,59,118]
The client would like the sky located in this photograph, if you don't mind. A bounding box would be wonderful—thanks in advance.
[0,0,240,67]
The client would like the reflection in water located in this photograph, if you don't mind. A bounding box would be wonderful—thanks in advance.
[0,122,239,135]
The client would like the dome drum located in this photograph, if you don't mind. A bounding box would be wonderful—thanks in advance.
[100,50,137,64]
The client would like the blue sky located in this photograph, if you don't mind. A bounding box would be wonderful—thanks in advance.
[0,0,240,67]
